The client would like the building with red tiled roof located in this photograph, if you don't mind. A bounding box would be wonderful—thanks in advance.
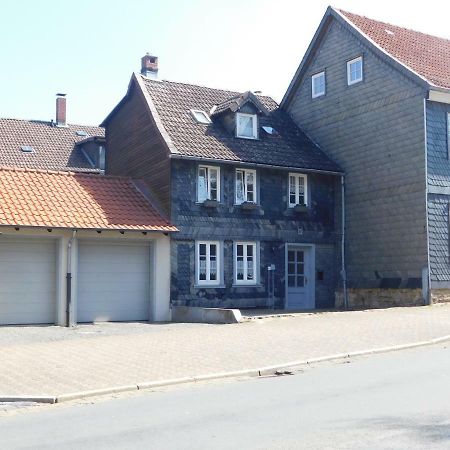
[0,166,176,327]
[281,6,450,309]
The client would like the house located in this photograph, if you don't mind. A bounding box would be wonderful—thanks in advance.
[0,94,176,326]
[101,55,343,310]
[0,167,176,326]
[0,94,105,172]
[281,7,450,307]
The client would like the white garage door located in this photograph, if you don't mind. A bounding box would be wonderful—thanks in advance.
[77,240,151,323]
[0,238,57,325]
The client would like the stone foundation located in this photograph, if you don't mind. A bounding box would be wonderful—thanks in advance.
[335,288,424,309]
[431,289,450,304]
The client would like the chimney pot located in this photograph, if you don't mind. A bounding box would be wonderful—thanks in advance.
[56,93,67,127]
[141,53,158,79]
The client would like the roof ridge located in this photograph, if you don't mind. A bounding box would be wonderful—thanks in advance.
[142,75,276,102]
[0,165,132,181]
[0,117,104,130]
[338,8,450,43]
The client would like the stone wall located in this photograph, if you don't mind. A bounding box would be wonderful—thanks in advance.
[335,288,424,309]
[431,289,450,304]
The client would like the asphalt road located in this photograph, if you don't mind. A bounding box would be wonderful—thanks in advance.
[1,344,450,449]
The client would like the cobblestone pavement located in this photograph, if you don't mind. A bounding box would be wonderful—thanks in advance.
[1,305,450,397]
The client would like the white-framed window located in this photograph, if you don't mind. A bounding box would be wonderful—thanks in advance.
[198,165,220,202]
[234,242,258,285]
[196,241,221,286]
[235,168,257,204]
[347,56,363,85]
[288,173,308,207]
[311,71,326,98]
[190,109,211,124]
[236,112,258,139]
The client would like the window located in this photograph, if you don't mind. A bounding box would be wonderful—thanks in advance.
[191,109,211,124]
[198,166,220,202]
[447,113,450,159]
[235,168,257,204]
[288,173,307,207]
[234,242,258,285]
[196,241,221,285]
[347,56,363,85]
[236,113,257,139]
[311,71,326,98]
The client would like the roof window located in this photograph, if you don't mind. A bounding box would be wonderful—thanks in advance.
[190,109,211,124]
[261,126,278,136]
[76,130,89,137]
[20,145,34,153]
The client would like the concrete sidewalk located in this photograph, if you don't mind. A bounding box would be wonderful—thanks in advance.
[1,304,450,400]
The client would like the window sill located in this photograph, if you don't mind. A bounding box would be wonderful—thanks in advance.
[194,284,226,289]
[291,204,309,213]
[232,283,263,288]
[238,201,259,210]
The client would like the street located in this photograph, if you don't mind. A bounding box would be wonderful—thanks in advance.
[1,344,449,449]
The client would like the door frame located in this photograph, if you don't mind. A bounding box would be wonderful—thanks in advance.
[284,243,315,310]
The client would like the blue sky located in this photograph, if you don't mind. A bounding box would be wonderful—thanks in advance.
[1,0,449,126]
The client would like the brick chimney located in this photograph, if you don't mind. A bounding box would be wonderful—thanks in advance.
[56,93,67,127]
[141,53,158,79]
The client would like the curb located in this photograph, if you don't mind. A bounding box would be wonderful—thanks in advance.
[2,334,450,404]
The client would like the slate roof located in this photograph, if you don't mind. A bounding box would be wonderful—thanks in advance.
[140,76,341,173]
[0,119,105,172]
[339,9,450,90]
[0,167,177,232]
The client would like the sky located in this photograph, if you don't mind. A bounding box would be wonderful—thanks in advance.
[0,0,449,126]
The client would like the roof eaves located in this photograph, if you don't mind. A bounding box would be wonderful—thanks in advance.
[133,73,179,155]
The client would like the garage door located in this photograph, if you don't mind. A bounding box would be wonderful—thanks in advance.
[0,238,57,325]
[77,240,151,323]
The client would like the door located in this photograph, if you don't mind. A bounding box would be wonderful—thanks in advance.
[0,238,57,325]
[77,240,151,323]
[286,246,314,310]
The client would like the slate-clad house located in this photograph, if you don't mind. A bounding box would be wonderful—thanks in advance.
[282,7,450,307]
[102,57,343,310]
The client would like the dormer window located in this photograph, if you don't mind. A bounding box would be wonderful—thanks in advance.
[236,113,257,139]
[191,109,211,124]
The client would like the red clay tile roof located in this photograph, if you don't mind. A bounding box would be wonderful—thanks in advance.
[0,167,177,232]
[0,119,105,171]
[339,9,450,89]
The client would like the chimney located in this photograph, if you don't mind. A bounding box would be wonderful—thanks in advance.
[56,93,67,127]
[141,53,158,79]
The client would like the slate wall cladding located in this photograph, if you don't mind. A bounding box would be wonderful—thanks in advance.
[426,101,450,285]
[169,159,339,308]
[286,18,428,289]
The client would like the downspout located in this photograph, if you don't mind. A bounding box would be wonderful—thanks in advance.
[66,230,77,327]
[423,98,432,305]
[341,175,348,309]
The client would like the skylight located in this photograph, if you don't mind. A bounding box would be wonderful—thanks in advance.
[20,145,34,153]
[76,130,89,137]
[190,109,211,124]
[261,126,278,136]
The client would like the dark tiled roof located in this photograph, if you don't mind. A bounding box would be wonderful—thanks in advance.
[141,76,341,173]
[0,167,177,232]
[339,9,450,89]
[0,119,105,172]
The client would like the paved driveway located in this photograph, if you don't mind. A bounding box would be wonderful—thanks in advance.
[1,305,450,397]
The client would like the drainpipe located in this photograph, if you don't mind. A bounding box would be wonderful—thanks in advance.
[341,175,348,309]
[66,230,77,327]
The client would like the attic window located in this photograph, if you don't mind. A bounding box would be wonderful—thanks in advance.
[20,145,34,153]
[191,109,211,124]
[261,126,278,136]
[236,113,257,139]
[76,130,89,137]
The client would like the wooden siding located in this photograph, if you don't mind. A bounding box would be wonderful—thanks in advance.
[286,18,428,289]
[105,81,171,215]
